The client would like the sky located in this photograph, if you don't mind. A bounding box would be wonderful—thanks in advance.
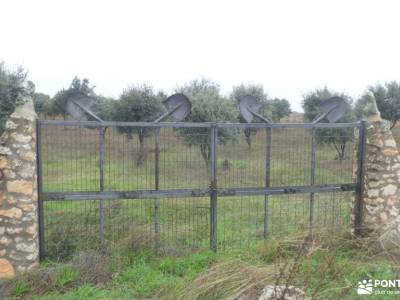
[1,0,400,112]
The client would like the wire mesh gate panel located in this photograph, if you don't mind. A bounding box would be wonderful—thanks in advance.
[37,120,364,260]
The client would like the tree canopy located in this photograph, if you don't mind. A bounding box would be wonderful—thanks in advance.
[230,84,291,148]
[0,63,27,135]
[230,84,269,148]
[355,81,400,128]
[33,92,51,117]
[49,77,95,119]
[176,79,237,166]
[111,84,164,164]
[269,98,291,122]
[302,87,355,160]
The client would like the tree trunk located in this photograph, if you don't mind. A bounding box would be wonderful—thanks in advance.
[244,129,252,150]
[63,113,67,130]
[137,131,145,166]
[390,119,397,130]
[333,141,346,161]
[200,143,211,173]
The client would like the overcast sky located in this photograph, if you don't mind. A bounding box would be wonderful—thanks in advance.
[1,0,400,111]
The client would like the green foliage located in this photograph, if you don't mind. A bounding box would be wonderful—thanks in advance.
[176,79,237,166]
[0,62,27,135]
[113,251,215,298]
[91,95,116,121]
[14,280,30,296]
[111,84,164,164]
[269,97,291,122]
[112,84,164,133]
[33,92,51,117]
[231,83,270,116]
[158,251,215,279]
[355,81,400,128]
[230,84,291,149]
[230,84,269,148]
[302,87,355,160]
[55,266,79,288]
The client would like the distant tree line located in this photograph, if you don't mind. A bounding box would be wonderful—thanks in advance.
[3,60,400,164]
[31,77,293,165]
[30,77,400,163]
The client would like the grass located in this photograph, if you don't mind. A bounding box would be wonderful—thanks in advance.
[1,126,397,298]
[2,232,400,299]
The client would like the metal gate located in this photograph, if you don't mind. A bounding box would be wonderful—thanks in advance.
[36,119,366,259]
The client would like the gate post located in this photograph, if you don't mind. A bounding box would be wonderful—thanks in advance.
[264,127,272,239]
[98,126,106,244]
[309,126,316,232]
[154,127,161,251]
[210,125,218,251]
[36,120,45,260]
[352,94,400,250]
[0,89,39,278]
[354,120,367,235]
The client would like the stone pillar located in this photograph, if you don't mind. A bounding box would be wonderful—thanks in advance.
[353,93,400,250]
[0,90,38,278]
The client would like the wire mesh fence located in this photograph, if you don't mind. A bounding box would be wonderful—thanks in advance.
[37,120,362,260]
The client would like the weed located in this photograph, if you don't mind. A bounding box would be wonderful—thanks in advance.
[14,280,30,296]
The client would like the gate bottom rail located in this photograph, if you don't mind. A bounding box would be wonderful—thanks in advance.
[41,183,355,201]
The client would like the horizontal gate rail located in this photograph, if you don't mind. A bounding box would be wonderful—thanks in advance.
[38,119,360,129]
[41,183,356,201]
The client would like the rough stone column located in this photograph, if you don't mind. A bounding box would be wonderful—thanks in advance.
[0,90,38,278]
[352,93,400,250]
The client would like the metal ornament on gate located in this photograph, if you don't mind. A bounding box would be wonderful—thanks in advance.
[238,95,271,124]
[154,93,192,123]
[312,96,350,124]
[65,91,103,122]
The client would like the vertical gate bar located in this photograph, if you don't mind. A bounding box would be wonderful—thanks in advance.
[210,125,218,251]
[309,126,316,231]
[154,127,161,251]
[264,127,272,239]
[99,126,105,244]
[36,119,45,260]
[354,121,367,235]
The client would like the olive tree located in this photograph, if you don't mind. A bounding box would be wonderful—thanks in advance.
[33,92,51,118]
[49,77,95,119]
[176,79,237,168]
[0,63,27,135]
[355,82,400,129]
[111,85,164,165]
[230,84,291,149]
[230,84,270,149]
[91,95,116,121]
[269,98,291,122]
[302,87,355,161]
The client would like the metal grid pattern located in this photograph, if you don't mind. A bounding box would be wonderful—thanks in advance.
[37,120,364,260]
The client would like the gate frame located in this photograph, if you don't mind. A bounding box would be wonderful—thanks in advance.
[36,119,365,258]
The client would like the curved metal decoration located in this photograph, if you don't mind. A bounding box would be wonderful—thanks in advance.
[313,96,350,124]
[154,93,192,123]
[238,95,271,124]
[65,91,103,122]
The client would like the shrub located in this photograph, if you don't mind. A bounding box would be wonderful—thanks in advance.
[0,62,27,136]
